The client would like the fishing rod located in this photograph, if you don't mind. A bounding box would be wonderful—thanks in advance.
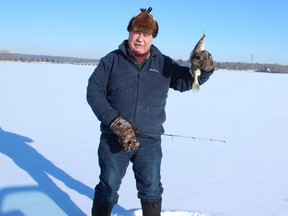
[135,131,226,143]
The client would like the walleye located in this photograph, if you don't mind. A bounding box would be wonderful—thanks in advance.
[190,33,206,92]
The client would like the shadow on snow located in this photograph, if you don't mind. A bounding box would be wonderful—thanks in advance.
[0,128,132,216]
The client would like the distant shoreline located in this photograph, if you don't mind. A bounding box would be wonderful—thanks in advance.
[1,52,288,73]
[0,52,99,66]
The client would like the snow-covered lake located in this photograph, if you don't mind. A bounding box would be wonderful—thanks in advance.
[1,62,288,216]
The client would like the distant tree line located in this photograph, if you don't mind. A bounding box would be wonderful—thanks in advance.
[214,61,288,73]
[1,51,288,73]
[176,59,288,74]
[0,51,99,66]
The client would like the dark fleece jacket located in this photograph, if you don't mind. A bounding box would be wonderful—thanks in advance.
[87,40,213,135]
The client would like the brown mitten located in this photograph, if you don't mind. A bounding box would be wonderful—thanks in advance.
[191,50,214,72]
[110,117,140,152]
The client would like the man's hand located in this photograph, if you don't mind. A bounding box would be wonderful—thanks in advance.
[191,50,214,72]
[110,117,140,152]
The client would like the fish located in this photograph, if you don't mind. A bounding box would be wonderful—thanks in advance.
[190,33,206,92]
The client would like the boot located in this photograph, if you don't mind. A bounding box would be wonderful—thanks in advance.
[91,200,113,216]
[141,199,162,216]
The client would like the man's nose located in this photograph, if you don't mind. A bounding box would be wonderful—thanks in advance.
[136,33,145,40]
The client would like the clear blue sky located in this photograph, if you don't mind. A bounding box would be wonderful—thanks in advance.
[1,0,287,64]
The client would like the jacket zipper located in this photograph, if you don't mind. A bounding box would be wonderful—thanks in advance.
[133,70,140,129]
[130,55,148,130]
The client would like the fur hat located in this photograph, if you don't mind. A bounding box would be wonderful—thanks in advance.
[127,7,159,38]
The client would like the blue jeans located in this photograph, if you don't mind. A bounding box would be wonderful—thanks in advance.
[93,133,163,206]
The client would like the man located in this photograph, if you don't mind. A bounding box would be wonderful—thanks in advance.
[87,7,214,216]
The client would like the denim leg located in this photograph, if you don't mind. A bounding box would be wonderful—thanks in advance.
[94,133,130,206]
[131,136,164,202]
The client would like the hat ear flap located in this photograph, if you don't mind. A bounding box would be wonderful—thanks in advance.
[153,20,159,38]
[127,17,134,32]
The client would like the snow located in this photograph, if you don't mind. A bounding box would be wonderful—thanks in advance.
[1,62,288,216]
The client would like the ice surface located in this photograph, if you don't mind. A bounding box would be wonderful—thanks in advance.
[1,62,288,216]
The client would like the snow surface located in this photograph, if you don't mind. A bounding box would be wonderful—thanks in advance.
[1,62,288,216]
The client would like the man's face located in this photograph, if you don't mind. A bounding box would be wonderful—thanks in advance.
[128,31,154,55]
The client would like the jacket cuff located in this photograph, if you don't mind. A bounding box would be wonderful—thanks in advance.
[201,67,214,74]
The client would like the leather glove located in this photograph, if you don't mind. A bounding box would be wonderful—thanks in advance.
[110,116,140,152]
[191,50,214,72]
